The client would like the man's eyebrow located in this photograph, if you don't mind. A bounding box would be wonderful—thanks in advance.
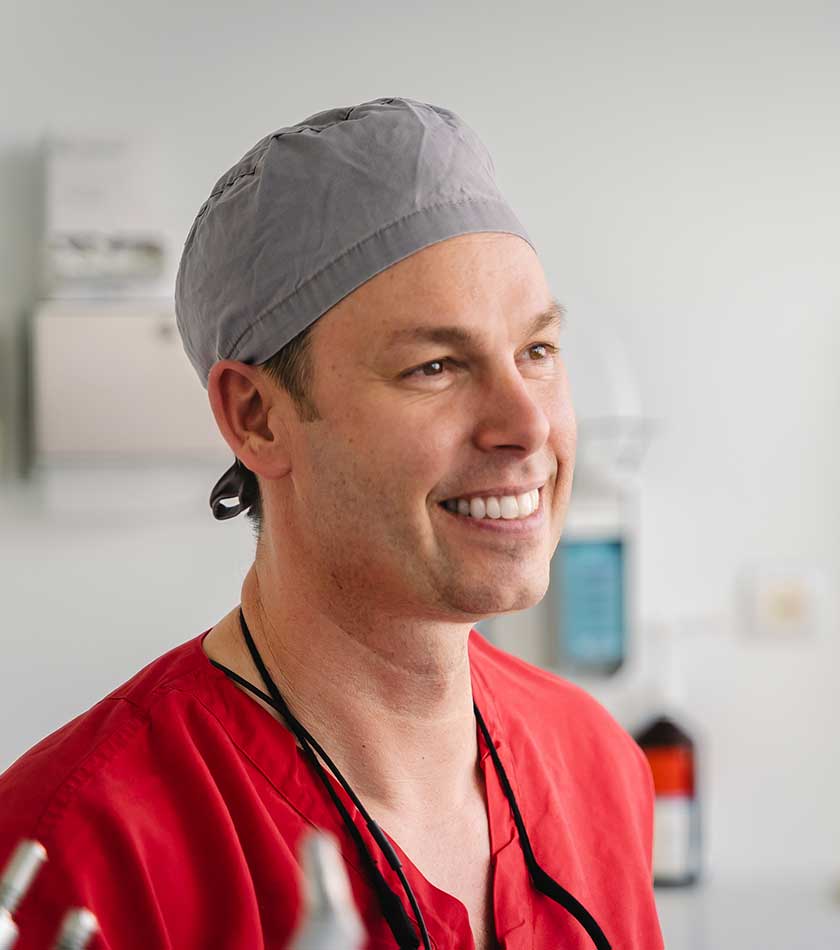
[527,299,567,336]
[384,299,567,348]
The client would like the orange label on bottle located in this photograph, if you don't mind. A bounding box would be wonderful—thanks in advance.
[643,745,695,796]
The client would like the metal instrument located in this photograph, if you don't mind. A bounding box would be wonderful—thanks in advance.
[51,908,99,950]
[0,840,98,949]
[0,840,47,950]
[0,831,364,948]
[290,830,365,950]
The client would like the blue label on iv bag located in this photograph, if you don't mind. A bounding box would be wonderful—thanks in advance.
[551,538,625,673]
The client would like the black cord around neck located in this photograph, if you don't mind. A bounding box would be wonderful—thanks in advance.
[474,705,612,949]
[212,608,427,950]
[210,607,612,950]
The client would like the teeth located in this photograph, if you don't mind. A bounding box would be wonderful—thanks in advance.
[500,496,518,519]
[485,497,502,519]
[443,488,541,521]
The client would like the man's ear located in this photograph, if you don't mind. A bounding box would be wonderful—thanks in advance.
[207,360,293,479]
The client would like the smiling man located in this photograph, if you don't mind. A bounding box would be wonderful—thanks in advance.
[0,97,663,949]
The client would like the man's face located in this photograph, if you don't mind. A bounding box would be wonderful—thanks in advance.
[275,232,577,623]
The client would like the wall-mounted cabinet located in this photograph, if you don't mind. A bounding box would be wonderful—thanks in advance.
[31,300,228,464]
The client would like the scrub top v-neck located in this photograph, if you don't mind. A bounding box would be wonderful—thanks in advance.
[0,628,664,949]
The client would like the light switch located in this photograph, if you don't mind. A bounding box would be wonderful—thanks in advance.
[737,563,827,640]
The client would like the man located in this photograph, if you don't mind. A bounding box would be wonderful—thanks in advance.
[0,97,663,948]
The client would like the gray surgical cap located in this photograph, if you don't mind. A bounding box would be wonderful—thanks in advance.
[175,95,536,520]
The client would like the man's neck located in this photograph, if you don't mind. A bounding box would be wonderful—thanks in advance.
[205,562,482,820]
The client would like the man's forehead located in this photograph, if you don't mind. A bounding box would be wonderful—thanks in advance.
[378,297,567,350]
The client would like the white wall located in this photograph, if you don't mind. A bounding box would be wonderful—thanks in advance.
[1,0,838,886]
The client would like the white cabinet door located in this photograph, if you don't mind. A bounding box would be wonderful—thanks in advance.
[32,301,229,460]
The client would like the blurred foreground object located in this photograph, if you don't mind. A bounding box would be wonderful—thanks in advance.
[0,840,47,949]
[0,841,98,949]
[290,830,365,950]
[51,908,98,950]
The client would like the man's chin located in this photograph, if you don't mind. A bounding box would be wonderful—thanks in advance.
[440,574,549,619]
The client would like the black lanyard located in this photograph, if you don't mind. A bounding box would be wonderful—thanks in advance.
[209,607,611,949]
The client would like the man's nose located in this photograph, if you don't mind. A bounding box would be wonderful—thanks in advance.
[472,366,551,456]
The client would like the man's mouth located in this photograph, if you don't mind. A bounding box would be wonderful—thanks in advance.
[439,488,540,522]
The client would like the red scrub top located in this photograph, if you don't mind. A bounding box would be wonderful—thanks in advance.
[0,630,663,949]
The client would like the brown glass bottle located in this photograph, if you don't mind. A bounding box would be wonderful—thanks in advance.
[635,714,701,887]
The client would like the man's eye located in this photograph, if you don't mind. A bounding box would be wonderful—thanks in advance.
[402,347,558,380]
[404,359,450,378]
[525,343,558,360]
